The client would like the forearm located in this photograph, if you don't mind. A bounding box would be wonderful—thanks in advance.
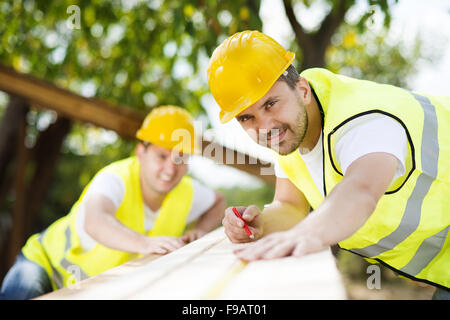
[295,177,377,247]
[260,200,309,237]
[85,211,147,254]
[192,193,226,233]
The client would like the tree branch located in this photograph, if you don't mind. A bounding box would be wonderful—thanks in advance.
[282,0,309,47]
[315,0,351,51]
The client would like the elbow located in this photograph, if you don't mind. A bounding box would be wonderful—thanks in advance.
[84,208,103,239]
[84,212,96,238]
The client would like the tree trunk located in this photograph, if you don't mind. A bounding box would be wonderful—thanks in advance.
[0,100,72,277]
[25,116,71,236]
[0,96,29,279]
[7,111,28,267]
[0,96,29,196]
[282,0,350,70]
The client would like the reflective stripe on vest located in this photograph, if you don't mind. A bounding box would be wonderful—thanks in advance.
[21,157,194,289]
[350,93,445,277]
[36,227,90,289]
[36,232,64,289]
[59,226,90,284]
[278,68,450,289]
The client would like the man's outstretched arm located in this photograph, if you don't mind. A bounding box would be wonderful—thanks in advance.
[234,152,398,260]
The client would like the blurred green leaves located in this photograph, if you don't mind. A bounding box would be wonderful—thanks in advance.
[0,0,262,117]
[0,0,432,230]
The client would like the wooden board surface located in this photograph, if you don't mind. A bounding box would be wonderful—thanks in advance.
[37,227,346,300]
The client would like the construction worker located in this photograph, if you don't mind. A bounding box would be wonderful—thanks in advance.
[0,105,226,300]
[207,30,449,299]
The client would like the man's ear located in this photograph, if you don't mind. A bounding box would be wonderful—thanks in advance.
[295,77,312,105]
[136,142,146,161]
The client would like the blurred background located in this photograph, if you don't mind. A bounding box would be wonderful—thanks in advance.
[0,0,448,299]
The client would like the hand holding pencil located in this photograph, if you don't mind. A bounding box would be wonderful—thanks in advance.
[222,205,262,243]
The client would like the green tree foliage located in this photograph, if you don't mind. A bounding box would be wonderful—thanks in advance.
[0,0,262,114]
[218,184,275,212]
[0,0,431,232]
[0,0,263,229]
[281,0,426,86]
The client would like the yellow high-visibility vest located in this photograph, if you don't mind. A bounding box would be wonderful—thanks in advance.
[277,68,450,290]
[22,157,193,289]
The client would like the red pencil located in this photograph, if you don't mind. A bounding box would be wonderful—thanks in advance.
[232,207,255,240]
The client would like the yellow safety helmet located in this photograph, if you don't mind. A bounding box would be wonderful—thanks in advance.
[136,105,197,154]
[207,30,295,123]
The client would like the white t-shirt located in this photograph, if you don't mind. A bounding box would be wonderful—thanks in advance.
[274,114,408,197]
[76,173,216,251]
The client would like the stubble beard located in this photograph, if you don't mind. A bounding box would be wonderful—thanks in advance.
[277,103,308,155]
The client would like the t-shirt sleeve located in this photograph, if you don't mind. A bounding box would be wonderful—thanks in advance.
[274,160,289,179]
[334,114,408,188]
[185,179,217,223]
[83,171,125,210]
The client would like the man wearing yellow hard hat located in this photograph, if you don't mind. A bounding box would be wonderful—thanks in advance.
[0,106,225,300]
[207,30,450,298]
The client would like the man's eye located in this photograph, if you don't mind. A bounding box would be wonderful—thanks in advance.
[238,115,251,122]
[266,100,277,109]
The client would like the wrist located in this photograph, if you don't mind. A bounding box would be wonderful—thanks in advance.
[291,212,331,249]
[136,235,151,255]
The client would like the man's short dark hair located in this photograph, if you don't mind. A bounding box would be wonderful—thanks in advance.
[277,64,299,90]
[140,140,151,148]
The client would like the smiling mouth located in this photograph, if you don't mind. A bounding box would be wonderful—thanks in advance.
[159,174,174,183]
[268,128,287,144]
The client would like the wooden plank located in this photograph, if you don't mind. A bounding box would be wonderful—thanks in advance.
[130,238,247,299]
[0,64,275,184]
[37,228,226,299]
[36,254,162,299]
[0,64,144,139]
[37,227,346,300]
[217,250,346,299]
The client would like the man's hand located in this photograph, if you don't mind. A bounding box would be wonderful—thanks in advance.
[233,152,399,261]
[233,223,326,261]
[139,236,185,255]
[181,229,208,243]
[222,205,263,243]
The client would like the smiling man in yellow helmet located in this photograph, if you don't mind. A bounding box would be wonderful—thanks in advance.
[0,105,225,300]
[207,30,450,299]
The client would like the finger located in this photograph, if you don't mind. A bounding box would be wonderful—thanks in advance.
[223,216,252,241]
[184,233,195,243]
[153,247,167,254]
[224,207,245,228]
[249,213,262,228]
[159,242,177,252]
[292,241,311,258]
[160,238,183,252]
[224,227,251,243]
[261,240,295,260]
[248,226,261,237]
[235,237,279,261]
[242,205,260,222]
[171,237,185,248]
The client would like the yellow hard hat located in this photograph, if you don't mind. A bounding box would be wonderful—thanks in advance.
[207,30,295,123]
[136,105,197,154]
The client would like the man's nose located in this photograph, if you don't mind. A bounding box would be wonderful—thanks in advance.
[255,118,276,144]
[163,158,176,176]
